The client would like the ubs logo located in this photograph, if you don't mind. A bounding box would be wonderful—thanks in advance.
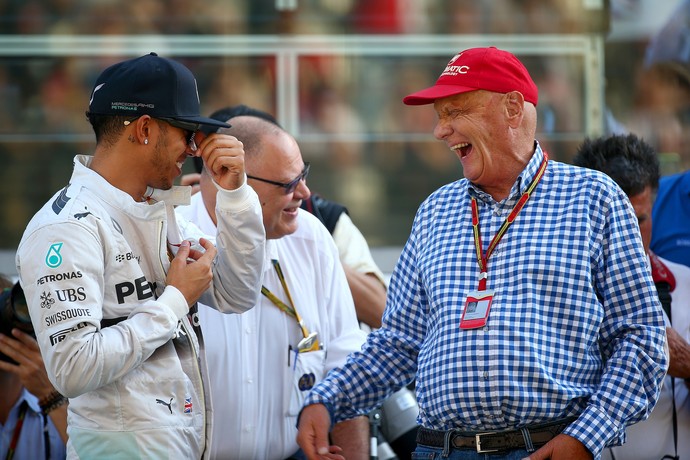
[55,287,87,302]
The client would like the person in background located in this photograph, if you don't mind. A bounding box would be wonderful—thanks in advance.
[15,53,266,459]
[296,46,668,460]
[644,0,690,67]
[626,61,690,264]
[573,133,690,460]
[183,104,418,459]
[177,113,368,459]
[197,104,388,328]
[300,193,386,329]
[651,165,690,268]
[0,275,67,459]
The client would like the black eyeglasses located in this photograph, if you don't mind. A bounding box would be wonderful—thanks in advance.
[247,163,310,194]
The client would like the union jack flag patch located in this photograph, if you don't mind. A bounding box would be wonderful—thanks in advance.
[184,397,192,413]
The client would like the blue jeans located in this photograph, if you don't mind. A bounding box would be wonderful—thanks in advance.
[412,444,530,460]
[284,448,307,460]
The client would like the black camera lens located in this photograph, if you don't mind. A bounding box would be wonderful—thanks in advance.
[0,282,32,337]
[10,283,29,324]
[0,282,32,365]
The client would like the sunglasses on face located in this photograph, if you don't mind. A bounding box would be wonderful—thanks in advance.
[123,116,200,152]
[247,163,310,195]
[158,117,200,152]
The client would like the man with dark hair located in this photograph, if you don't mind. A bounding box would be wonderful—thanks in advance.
[15,53,265,459]
[573,133,690,460]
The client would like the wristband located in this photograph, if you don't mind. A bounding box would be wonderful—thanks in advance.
[39,390,67,415]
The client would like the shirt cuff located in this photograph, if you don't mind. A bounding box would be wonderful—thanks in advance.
[212,173,247,191]
[562,404,622,456]
[158,285,189,321]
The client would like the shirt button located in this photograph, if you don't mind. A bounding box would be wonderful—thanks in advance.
[245,327,252,334]
[483,371,489,380]
[246,378,254,384]
[483,326,489,332]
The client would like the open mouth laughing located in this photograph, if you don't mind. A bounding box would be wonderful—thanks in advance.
[451,142,472,159]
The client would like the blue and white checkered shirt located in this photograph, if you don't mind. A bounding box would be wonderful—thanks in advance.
[304,144,668,457]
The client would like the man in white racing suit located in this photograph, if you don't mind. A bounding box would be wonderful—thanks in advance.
[15,53,266,459]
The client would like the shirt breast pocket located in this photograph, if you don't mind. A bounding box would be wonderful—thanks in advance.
[285,349,327,417]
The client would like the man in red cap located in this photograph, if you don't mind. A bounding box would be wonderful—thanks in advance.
[296,47,668,459]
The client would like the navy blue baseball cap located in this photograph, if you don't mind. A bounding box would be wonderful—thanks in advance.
[87,52,230,129]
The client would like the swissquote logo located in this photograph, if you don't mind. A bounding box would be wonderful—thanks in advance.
[441,52,470,77]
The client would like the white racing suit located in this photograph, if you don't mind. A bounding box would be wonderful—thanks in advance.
[15,155,265,459]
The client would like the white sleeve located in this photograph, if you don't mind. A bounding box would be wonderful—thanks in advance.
[179,181,266,314]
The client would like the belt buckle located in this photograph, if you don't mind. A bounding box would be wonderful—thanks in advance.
[475,432,498,454]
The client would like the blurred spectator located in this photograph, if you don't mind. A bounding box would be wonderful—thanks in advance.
[349,0,405,33]
[645,0,690,66]
[0,275,68,459]
[627,60,690,172]
[651,168,690,269]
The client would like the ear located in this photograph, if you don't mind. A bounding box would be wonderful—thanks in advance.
[504,91,525,128]
[133,115,154,145]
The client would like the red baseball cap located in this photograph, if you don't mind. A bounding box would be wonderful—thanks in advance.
[402,47,538,106]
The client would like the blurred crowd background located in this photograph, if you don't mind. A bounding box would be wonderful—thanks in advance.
[0,0,688,269]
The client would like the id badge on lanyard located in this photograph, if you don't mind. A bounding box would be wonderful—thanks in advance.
[460,289,495,329]
[461,153,548,330]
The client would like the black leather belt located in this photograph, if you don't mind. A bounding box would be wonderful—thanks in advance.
[416,417,576,454]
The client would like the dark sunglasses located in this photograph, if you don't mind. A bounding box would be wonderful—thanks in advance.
[247,163,310,194]
[123,116,200,151]
[158,117,200,152]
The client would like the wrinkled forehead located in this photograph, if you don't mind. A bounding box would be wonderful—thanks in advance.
[433,89,498,112]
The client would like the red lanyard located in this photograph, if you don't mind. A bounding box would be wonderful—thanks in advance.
[471,153,548,291]
[6,400,28,460]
